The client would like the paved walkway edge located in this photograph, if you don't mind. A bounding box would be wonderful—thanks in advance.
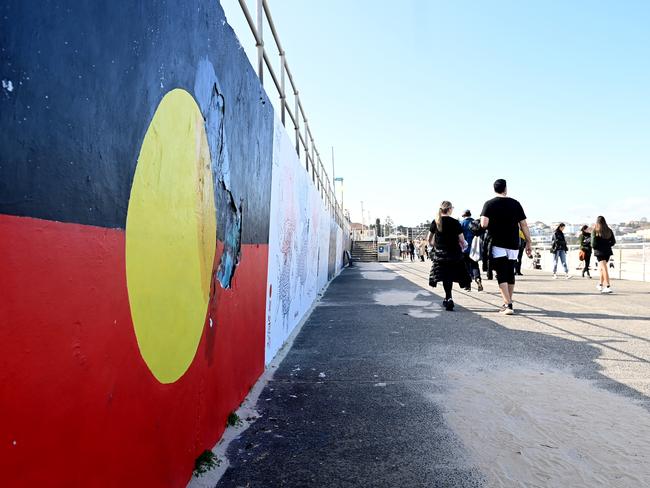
[187,272,343,487]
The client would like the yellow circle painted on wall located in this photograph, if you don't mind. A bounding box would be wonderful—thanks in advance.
[126,88,216,384]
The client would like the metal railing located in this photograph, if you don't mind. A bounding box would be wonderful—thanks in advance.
[236,0,347,229]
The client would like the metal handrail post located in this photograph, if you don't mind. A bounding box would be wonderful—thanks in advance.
[294,91,300,157]
[279,52,286,125]
[304,120,310,173]
[312,145,317,189]
[256,0,264,84]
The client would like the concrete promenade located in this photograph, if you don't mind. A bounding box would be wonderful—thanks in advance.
[211,261,650,487]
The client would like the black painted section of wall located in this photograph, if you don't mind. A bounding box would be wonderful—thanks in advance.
[0,0,273,244]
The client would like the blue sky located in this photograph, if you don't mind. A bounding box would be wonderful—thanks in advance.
[221,0,650,226]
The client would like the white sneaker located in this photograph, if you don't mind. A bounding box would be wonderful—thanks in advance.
[552,274,558,279]
[597,284,603,291]
[601,286,613,294]
[565,274,571,280]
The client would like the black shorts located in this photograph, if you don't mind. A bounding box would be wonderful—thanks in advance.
[595,253,611,263]
[492,256,516,285]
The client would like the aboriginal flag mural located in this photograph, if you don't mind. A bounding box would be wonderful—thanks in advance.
[1,1,274,486]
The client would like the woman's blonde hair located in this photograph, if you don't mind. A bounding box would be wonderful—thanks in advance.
[436,201,453,228]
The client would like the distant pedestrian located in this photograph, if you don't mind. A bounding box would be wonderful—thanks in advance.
[460,210,483,291]
[480,179,532,315]
[400,240,407,260]
[551,223,570,279]
[408,240,415,262]
[515,229,526,276]
[578,225,592,278]
[427,201,470,311]
[418,239,427,262]
[592,216,616,294]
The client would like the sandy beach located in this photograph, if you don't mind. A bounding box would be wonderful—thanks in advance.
[441,365,650,487]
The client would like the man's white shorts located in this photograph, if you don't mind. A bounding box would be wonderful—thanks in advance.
[492,246,518,260]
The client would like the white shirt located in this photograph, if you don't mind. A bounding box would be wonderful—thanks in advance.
[492,246,519,260]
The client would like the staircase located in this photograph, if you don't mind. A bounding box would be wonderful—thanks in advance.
[351,241,377,262]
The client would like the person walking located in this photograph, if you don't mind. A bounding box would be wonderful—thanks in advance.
[400,240,407,260]
[418,239,427,262]
[551,223,570,279]
[427,201,471,311]
[578,225,592,278]
[480,179,532,315]
[592,216,616,293]
[460,210,483,291]
[409,240,415,262]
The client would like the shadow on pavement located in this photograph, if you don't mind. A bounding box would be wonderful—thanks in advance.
[215,264,649,488]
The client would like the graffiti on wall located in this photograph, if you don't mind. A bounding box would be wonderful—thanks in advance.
[264,117,346,363]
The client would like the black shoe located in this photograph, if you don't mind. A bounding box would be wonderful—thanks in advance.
[444,299,454,311]
[476,278,483,292]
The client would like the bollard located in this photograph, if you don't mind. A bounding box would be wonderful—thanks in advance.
[619,247,622,280]
[641,238,645,283]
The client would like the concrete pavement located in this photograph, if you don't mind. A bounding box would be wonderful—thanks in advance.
[211,261,650,487]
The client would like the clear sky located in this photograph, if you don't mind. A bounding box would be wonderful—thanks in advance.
[221,0,650,227]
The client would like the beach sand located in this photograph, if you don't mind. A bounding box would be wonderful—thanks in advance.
[440,366,650,487]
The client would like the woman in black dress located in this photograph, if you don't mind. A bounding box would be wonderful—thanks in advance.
[427,201,471,311]
[592,215,616,294]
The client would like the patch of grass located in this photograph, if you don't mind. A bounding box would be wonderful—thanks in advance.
[226,411,242,427]
[193,450,220,477]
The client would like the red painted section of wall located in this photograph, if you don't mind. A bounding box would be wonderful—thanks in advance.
[0,214,267,487]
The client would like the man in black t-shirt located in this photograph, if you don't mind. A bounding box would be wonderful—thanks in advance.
[480,179,532,315]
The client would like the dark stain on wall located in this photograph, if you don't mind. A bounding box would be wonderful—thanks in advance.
[0,0,273,244]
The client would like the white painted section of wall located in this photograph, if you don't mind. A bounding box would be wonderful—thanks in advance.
[265,117,346,364]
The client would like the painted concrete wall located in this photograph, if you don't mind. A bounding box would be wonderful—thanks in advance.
[265,118,346,363]
[0,1,348,486]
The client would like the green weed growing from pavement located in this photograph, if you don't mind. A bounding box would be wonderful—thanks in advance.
[227,411,243,427]
[193,450,220,477]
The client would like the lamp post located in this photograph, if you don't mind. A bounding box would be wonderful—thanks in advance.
[334,177,344,213]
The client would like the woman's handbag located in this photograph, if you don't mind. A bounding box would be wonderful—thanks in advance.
[578,250,585,261]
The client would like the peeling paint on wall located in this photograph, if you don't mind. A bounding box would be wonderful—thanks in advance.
[194,58,241,289]
[215,181,243,289]
[2,79,14,93]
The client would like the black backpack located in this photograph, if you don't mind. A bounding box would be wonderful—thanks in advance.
[469,219,484,236]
